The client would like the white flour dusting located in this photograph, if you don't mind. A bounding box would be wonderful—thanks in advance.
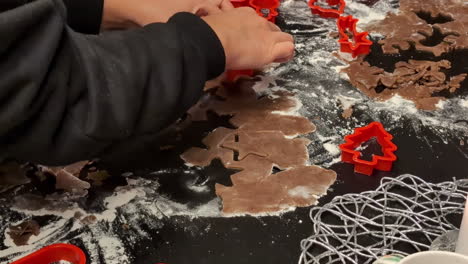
[97,236,129,264]
[459,98,468,108]
[346,0,390,29]
[323,142,341,156]
[288,186,316,199]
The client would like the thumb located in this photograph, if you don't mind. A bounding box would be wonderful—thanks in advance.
[271,41,295,63]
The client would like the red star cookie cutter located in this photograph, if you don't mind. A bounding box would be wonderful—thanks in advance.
[337,15,373,57]
[11,244,86,264]
[339,122,397,176]
[308,0,346,19]
[230,0,280,22]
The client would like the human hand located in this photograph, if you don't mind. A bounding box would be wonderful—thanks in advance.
[102,0,234,29]
[202,8,295,70]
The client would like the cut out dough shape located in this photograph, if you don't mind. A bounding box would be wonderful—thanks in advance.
[230,112,316,136]
[216,166,337,215]
[222,131,311,169]
[181,127,236,167]
[224,155,275,185]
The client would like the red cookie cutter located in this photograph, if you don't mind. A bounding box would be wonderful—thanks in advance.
[339,122,397,176]
[11,244,87,264]
[337,15,372,57]
[225,69,255,82]
[230,0,280,22]
[308,0,346,19]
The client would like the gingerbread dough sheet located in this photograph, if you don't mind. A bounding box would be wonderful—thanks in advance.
[182,82,336,215]
[369,0,468,57]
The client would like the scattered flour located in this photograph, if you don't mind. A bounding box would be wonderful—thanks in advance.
[323,143,341,156]
[337,95,361,110]
[346,0,395,29]
[288,186,317,199]
[187,183,210,193]
[459,98,468,108]
[97,236,130,264]
[270,92,304,117]
[435,100,447,110]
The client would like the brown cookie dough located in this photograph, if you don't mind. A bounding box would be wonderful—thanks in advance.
[230,112,316,136]
[0,162,29,193]
[181,127,236,167]
[369,0,468,56]
[224,155,275,185]
[368,12,432,54]
[216,166,336,215]
[344,59,467,110]
[8,220,40,246]
[181,81,336,215]
[40,161,91,194]
[222,131,311,169]
[342,107,354,119]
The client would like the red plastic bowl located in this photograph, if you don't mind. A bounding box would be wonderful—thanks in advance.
[11,244,87,264]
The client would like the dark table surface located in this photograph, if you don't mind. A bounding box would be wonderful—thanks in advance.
[1,0,467,263]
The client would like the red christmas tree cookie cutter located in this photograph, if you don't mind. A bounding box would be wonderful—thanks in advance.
[339,122,397,176]
[337,15,373,57]
[11,243,86,264]
[308,0,346,19]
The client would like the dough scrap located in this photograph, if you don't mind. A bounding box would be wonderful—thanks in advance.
[344,59,467,110]
[40,161,91,195]
[0,162,29,193]
[7,219,40,246]
[344,0,468,109]
[369,0,468,56]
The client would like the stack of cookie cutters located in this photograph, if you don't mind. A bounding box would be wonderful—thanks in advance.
[339,122,398,176]
[226,0,280,82]
[308,0,372,57]
[11,244,87,264]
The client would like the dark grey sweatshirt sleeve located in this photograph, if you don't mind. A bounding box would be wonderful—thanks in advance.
[0,0,226,165]
[62,0,103,34]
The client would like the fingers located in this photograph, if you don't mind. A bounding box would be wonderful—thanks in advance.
[267,21,281,32]
[196,5,222,16]
[220,0,234,10]
[271,41,295,63]
[272,31,294,43]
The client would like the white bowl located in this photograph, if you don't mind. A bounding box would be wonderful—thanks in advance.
[399,251,468,264]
